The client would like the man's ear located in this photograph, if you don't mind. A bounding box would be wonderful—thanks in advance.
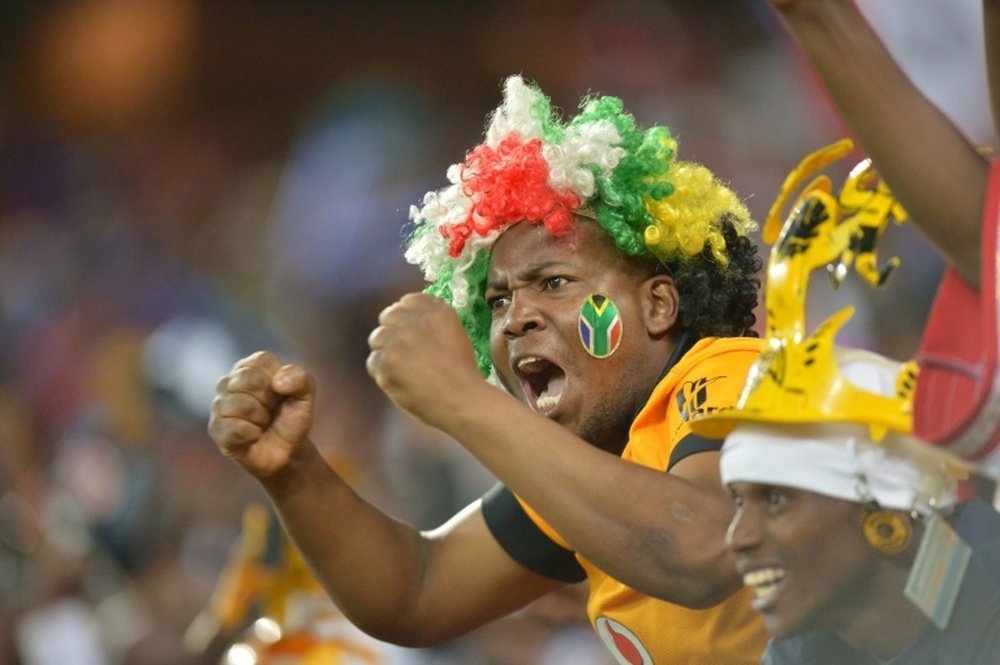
[643,275,679,336]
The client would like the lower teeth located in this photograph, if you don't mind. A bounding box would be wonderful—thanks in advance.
[536,394,560,410]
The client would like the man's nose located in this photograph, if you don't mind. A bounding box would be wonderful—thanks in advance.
[725,505,764,554]
[503,292,546,338]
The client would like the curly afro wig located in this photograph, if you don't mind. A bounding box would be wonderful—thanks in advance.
[405,75,761,375]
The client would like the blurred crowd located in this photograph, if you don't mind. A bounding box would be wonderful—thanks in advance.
[0,1,989,663]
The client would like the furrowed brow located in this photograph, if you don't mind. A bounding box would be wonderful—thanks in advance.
[487,260,572,292]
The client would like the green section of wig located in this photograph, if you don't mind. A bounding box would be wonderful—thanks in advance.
[572,96,678,258]
[424,249,494,376]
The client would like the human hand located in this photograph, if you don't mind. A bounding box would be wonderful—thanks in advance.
[208,351,315,478]
[367,293,484,428]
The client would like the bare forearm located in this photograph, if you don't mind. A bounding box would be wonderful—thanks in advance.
[253,440,545,644]
[438,384,740,606]
[775,1,987,283]
[255,442,439,643]
[210,351,537,643]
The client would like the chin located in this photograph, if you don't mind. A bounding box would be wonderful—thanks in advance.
[762,614,796,640]
[764,607,819,641]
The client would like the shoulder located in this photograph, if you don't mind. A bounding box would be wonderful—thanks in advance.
[953,501,1000,573]
[629,336,763,468]
[954,500,1000,542]
[911,502,1000,664]
[664,337,763,408]
[950,501,1000,618]
[675,336,764,371]
[654,336,763,405]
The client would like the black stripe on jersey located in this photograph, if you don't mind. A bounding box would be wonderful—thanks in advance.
[481,483,586,583]
[667,433,725,471]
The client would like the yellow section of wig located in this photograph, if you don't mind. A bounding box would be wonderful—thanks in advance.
[643,161,754,267]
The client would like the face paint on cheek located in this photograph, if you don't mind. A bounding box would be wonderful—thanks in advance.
[579,293,623,359]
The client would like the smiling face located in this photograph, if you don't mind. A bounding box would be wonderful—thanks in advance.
[726,482,882,639]
[485,219,677,453]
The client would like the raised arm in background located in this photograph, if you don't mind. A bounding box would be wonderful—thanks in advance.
[766,0,991,285]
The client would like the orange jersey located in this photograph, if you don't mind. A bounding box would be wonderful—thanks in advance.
[483,336,769,664]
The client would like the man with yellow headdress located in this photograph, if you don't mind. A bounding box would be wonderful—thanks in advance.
[698,346,1000,664]
[210,75,771,663]
[691,139,1000,664]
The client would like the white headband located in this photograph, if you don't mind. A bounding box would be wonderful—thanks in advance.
[720,423,956,516]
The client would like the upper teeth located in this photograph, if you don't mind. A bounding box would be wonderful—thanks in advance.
[517,356,545,372]
[743,567,785,600]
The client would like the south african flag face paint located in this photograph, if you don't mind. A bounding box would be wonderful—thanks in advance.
[579,294,623,359]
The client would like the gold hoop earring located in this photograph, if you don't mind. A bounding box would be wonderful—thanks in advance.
[860,509,912,555]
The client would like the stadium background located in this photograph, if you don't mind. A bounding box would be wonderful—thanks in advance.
[0,1,990,663]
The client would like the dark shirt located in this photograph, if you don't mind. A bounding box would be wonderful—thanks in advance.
[763,501,1000,665]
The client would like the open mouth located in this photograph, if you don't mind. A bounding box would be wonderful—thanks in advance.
[743,566,786,609]
[515,356,566,415]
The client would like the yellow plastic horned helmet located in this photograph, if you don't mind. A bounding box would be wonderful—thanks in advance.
[692,139,914,442]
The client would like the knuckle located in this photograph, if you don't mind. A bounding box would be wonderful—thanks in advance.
[233,419,262,441]
[238,394,267,421]
[228,366,262,392]
[234,350,278,374]
[216,417,261,447]
[249,350,276,364]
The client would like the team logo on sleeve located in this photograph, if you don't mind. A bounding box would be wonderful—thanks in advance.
[677,375,725,423]
[595,616,653,665]
[579,294,622,359]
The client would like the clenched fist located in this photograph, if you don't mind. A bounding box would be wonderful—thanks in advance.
[367,292,484,428]
[208,351,315,478]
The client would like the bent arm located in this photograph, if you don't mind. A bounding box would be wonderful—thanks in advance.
[258,440,563,646]
[771,0,989,283]
[433,385,741,608]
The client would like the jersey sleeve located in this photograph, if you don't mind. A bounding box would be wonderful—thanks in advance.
[913,159,1000,460]
[480,483,586,583]
[668,432,727,470]
[663,341,761,471]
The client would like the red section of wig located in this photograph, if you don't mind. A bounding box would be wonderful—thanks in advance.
[440,134,580,257]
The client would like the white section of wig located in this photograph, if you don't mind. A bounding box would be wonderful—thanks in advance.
[405,163,475,282]
[544,119,625,197]
[447,228,504,308]
[485,76,546,147]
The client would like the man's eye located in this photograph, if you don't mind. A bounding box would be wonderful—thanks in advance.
[487,295,509,311]
[765,488,787,513]
[542,276,568,290]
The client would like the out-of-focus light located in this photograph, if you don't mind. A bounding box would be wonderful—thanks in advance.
[224,643,258,665]
[143,316,241,420]
[30,0,197,135]
[252,617,282,644]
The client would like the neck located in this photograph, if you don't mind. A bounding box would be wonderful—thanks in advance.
[835,559,928,660]
[589,358,676,456]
